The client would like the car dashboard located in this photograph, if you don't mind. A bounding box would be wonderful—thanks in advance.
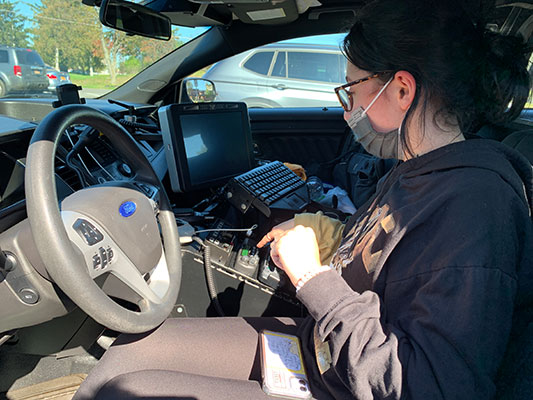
[0,98,313,335]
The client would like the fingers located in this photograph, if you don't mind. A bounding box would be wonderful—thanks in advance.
[256,231,273,248]
[268,234,288,269]
[269,246,283,268]
[257,219,295,248]
[267,225,322,286]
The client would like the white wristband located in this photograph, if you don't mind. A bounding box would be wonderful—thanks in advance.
[295,265,332,292]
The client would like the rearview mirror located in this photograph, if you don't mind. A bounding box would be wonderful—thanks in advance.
[99,0,172,41]
[183,78,217,103]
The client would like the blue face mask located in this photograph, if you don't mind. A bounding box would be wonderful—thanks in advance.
[346,76,400,159]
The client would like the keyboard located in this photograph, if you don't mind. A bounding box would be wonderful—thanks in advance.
[225,161,310,217]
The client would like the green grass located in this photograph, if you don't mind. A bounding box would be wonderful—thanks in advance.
[69,66,210,90]
[70,73,135,89]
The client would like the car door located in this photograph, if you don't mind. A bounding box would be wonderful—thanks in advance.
[204,50,277,108]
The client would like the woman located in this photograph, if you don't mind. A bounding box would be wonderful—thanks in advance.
[258,0,533,397]
[75,0,532,398]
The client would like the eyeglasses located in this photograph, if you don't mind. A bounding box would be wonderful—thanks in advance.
[334,72,390,112]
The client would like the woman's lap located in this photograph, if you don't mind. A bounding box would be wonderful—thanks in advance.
[74,317,301,399]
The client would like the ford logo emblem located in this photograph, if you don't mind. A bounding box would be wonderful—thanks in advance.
[119,201,137,217]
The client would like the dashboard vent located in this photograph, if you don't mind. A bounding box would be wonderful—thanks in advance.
[87,137,115,165]
[55,157,82,191]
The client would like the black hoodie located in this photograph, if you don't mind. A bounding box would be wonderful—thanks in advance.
[296,139,533,399]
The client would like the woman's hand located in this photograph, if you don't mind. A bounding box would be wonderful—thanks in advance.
[256,218,295,248]
[269,225,322,287]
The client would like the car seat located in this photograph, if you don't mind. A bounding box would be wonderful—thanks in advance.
[501,129,533,164]
[476,123,533,164]
[494,128,533,399]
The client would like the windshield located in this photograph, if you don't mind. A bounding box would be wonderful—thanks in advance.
[0,0,207,99]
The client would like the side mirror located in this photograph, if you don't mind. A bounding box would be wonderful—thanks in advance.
[99,0,172,41]
[182,78,217,103]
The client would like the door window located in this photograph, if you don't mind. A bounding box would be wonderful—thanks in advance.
[243,51,274,75]
[287,52,342,83]
[0,50,8,63]
[15,50,44,66]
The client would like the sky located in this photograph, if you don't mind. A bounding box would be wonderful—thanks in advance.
[16,0,33,19]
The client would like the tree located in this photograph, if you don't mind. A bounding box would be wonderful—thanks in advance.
[31,0,102,73]
[0,0,29,48]
[96,27,132,85]
[31,0,185,84]
[96,26,182,84]
[138,34,183,68]
[120,57,141,75]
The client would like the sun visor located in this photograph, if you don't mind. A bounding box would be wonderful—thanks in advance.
[187,0,300,25]
[229,0,299,25]
[154,0,320,27]
[157,1,233,27]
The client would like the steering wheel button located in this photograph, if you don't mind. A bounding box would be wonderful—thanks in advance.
[99,247,108,267]
[91,234,103,245]
[73,218,104,245]
[107,247,114,262]
[92,254,101,269]
[136,183,154,197]
[92,229,104,241]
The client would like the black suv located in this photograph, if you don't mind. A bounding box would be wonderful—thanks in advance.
[0,46,48,97]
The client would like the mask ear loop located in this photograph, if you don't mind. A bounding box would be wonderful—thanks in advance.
[398,85,420,159]
[397,117,406,160]
[362,74,395,116]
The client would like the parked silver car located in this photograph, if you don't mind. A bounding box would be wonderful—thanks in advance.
[202,43,346,108]
[45,65,72,92]
[0,46,48,97]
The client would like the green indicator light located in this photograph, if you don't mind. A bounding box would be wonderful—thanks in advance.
[241,249,249,256]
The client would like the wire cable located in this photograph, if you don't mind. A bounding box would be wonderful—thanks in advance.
[64,129,93,187]
[84,146,115,181]
[193,224,258,235]
[192,236,225,317]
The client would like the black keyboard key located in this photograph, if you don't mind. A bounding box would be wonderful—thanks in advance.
[278,186,293,197]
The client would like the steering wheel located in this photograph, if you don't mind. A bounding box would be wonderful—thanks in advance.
[24,104,181,333]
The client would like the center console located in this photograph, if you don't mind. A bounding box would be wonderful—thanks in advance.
[158,102,328,318]
[174,192,303,318]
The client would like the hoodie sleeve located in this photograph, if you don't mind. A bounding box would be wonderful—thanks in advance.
[297,265,516,400]
[295,169,527,400]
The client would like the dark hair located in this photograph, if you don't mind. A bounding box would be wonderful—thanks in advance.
[342,0,531,153]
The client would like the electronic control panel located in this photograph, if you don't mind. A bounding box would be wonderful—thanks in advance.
[196,218,292,293]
